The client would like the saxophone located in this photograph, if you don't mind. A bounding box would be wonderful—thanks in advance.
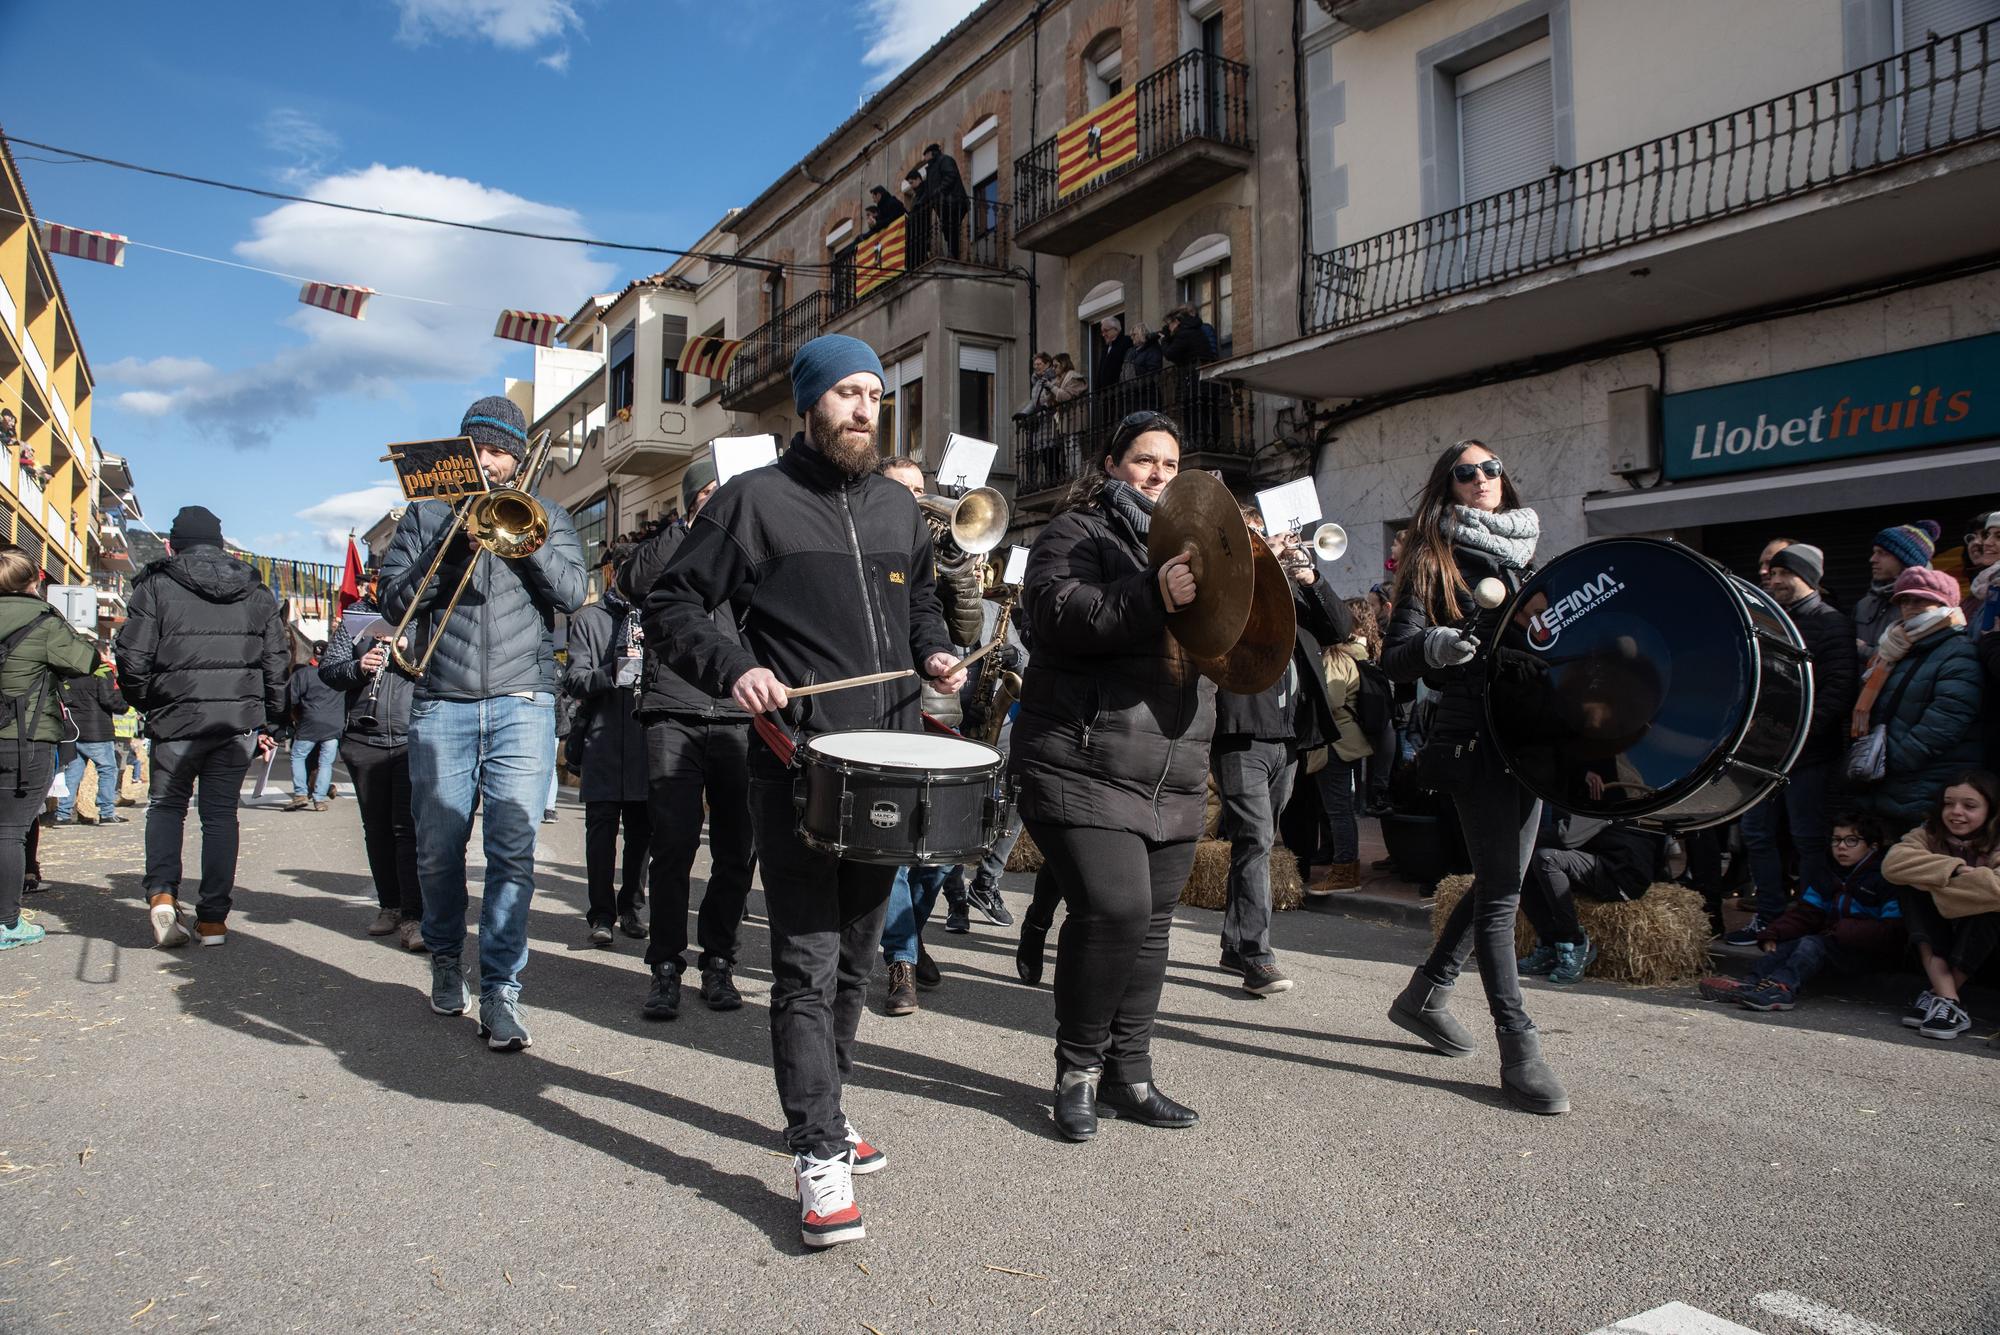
[973,586,1023,747]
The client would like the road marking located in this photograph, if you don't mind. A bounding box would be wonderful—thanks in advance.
[1588,1302,1767,1334]
[1754,1291,1902,1335]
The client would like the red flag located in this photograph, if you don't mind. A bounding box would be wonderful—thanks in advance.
[337,538,363,616]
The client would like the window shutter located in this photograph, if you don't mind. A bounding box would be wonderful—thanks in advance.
[609,325,635,364]
[969,137,999,185]
[958,345,998,374]
[657,313,688,359]
[1899,0,2000,150]
[1457,49,1556,203]
[895,352,924,385]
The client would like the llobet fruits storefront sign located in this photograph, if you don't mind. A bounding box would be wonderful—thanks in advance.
[1661,332,1995,481]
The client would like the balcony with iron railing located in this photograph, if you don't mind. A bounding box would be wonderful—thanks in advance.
[1013,366,1257,506]
[721,291,830,412]
[1013,50,1254,256]
[1222,20,2000,402]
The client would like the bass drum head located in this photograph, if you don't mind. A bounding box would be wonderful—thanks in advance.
[1486,538,1756,823]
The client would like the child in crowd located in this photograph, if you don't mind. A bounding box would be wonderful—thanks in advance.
[1881,770,2000,1040]
[1697,812,1902,1012]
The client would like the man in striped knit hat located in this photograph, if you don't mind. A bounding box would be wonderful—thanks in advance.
[1855,520,1941,660]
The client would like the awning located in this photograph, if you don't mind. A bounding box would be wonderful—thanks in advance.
[1583,441,2000,536]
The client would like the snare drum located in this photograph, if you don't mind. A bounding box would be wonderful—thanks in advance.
[1485,538,1813,830]
[796,730,1008,866]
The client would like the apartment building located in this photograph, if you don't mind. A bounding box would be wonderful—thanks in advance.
[1219,0,2000,599]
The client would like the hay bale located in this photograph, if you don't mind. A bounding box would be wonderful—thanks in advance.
[1180,838,1304,911]
[1006,826,1044,874]
[1203,780,1222,839]
[1430,875,1711,987]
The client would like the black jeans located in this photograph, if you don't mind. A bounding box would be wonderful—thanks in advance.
[1211,736,1295,966]
[144,733,256,923]
[643,718,756,971]
[750,767,896,1157]
[1903,891,2000,974]
[1520,847,1629,947]
[584,799,650,927]
[1028,820,1199,1084]
[341,739,420,917]
[1422,752,1542,1034]
[0,746,54,927]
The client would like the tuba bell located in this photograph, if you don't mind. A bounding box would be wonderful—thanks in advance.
[919,486,1008,566]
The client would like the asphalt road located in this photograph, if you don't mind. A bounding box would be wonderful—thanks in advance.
[3,791,1997,1335]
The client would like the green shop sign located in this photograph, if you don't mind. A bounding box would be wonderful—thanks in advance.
[1661,332,1997,481]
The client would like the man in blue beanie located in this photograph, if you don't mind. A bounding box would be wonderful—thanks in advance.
[1855,519,1941,658]
[378,394,588,1052]
[645,333,965,1249]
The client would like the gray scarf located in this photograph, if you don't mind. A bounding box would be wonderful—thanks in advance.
[1102,479,1155,541]
[1443,505,1540,570]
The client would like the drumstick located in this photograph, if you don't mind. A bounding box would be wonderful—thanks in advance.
[785,668,916,699]
[944,639,1002,676]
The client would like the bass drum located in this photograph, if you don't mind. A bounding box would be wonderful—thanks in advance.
[1484,538,1813,829]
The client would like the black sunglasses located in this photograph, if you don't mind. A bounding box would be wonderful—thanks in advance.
[1451,458,1505,484]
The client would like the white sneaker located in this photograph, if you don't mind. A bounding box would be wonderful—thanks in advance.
[844,1120,887,1175]
[148,895,189,948]
[795,1150,864,1248]
[1918,996,1971,1041]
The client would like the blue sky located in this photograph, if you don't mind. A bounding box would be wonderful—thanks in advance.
[1,0,978,559]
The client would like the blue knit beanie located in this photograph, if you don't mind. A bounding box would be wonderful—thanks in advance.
[460,394,529,460]
[791,334,885,415]
[1872,519,1941,571]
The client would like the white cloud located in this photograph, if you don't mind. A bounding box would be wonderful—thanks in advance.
[860,0,984,88]
[394,0,580,51]
[297,480,407,552]
[537,45,572,73]
[121,163,614,450]
[261,109,342,184]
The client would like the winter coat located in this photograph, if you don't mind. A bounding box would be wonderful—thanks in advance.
[1123,335,1164,381]
[1323,639,1374,764]
[917,550,983,729]
[1782,591,1859,764]
[114,544,288,741]
[1864,628,1983,827]
[617,518,746,724]
[1760,849,1904,962]
[319,597,415,749]
[1047,370,1088,405]
[1883,826,2000,919]
[1215,576,1352,745]
[870,192,907,230]
[376,491,587,702]
[60,670,125,744]
[1094,333,1132,389]
[1853,584,1897,659]
[646,436,956,744]
[1977,629,2000,771]
[1162,319,1209,368]
[562,592,651,803]
[1381,542,1531,749]
[921,151,968,208]
[1009,493,1217,841]
[286,664,346,742]
[0,594,99,748]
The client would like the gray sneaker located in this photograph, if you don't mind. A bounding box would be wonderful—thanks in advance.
[478,991,533,1052]
[429,954,471,1016]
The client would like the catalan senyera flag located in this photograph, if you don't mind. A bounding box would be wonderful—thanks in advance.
[677,335,746,381]
[299,281,375,320]
[1058,86,1139,197]
[40,222,127,267]
[494,310,566,347]
[854,215,906,297]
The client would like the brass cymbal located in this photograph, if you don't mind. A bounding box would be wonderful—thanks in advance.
[1196,532,1297,694]
[1147,469,1253,659]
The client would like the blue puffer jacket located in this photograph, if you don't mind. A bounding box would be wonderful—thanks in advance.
[377,494,588,701]
[1867,628,1983,826]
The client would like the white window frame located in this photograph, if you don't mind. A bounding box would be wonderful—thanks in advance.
[1077,280,1126,322]
[1171,233,1232,279]
[825,219,855,249]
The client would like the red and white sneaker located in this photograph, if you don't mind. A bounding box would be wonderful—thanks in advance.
[795,1150,864,1248]
[844,1120,886,1175]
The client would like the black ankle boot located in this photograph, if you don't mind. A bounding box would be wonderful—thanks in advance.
[1497,1028,1570,1115]
[1016,918,1050,986]
[1053,1066,1101,1141]
[1097,1079,1198,1128]
[1387,969,1475,1057]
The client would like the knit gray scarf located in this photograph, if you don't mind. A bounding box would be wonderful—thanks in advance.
[1102,479,1155,541]
[1444,505,1540,569]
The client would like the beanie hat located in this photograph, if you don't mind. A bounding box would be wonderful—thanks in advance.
[1769,542,1824,589]
[460,395,530,461]
[681,457,718,510]
[169,505,225,548]
[791,334,884,416]
[1873,519,1941,570]
[1889,566,1960,607]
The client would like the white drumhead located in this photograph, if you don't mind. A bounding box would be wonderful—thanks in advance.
[808,730,1001,771]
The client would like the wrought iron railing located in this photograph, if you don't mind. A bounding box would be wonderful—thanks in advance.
[722,291,828,403]
[1015,366,1254,498]
[825,201,1013,320]
[1308,19,2000,333]
[1014,50,1253,229]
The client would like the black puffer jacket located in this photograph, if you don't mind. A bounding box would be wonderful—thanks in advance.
[319,598,415,748]
[61,672,125,744]
[376,493,587,701]
[1381,543,1530,745]
[562,591,649,803]
[114,543,288,740]
[1782,591,1859,764]
[286,664,345,742]
[617,518,744,723]
[1009,494,1217,841]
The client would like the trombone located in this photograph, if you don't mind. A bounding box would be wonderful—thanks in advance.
[388,429,558,675]
[918,485,1008,571]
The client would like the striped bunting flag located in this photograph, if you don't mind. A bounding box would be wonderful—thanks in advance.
[1058,86,1139,197]
[854,215,906,297]
[298,281,375,320]
[40,222,128,267]
[676,334,746,381]
[493,310,566,347]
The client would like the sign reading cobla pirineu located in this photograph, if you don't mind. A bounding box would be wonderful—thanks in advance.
[1660,333,1994,481]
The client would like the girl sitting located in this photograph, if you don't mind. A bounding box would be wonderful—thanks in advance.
[1882,770,2000,1040]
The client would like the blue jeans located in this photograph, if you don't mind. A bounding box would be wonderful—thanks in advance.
[290,738,337,801]
[1740,757,1831,919]
[408,693,557,998]
[58,740,119,821]
[881,863,949,964]
[1315,755,1366,865]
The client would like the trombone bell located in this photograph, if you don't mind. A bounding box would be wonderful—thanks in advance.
[1310,522,1348,562]
[920,486,1009,557]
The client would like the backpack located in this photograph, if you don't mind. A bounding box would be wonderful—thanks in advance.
[0,608,60,795]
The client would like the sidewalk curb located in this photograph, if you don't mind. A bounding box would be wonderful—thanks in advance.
[1302,890,1433,931]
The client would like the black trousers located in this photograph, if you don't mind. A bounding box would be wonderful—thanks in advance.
[0,747,54,927]
[1028,820,1198,1085]
[1422,751,1542,1034]
[144,733,256,923]
[584,799,651,927]
[643,718,756,970]
[341,739,420,917]
[1520,847,1632,946]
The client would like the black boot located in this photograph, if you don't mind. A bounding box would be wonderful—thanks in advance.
[641,964,681,1020]
[1387,969,1475,1057]
[1097,1079,1199,1129]
[1053,1066,1101,1142]
[1497,1028,1570,1115]
[1016,917,1050,986]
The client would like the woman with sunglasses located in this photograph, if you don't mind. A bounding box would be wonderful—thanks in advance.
[1010,410,1215,1142]
[1381,440,1569,1114]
